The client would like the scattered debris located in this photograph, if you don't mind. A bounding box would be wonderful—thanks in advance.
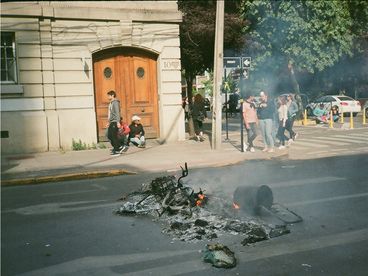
[116,163,291,245]
[269,225,291,238]
[203,243,237,268]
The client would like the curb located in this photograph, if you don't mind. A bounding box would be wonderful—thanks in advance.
[1,169,137,187]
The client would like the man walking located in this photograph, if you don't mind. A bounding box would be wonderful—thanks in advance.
[257,91,275,152]
[106,90,123,156]
[243,93,258,152]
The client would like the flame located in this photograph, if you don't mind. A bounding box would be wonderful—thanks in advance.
[196,193,205,206]
[233,202,240,209]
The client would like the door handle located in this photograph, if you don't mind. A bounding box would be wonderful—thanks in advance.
[141,108,145,112]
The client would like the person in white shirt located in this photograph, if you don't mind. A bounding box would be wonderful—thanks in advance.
[277,95,290,149]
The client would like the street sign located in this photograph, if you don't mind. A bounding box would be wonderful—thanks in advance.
[242,57,251,68]
[224,57,241,68]
[230,68,241,80]
[242,68,249,79]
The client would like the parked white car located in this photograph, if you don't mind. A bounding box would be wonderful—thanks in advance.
[306,95,361,117]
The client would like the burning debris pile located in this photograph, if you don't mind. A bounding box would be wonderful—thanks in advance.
[116,163,286,244]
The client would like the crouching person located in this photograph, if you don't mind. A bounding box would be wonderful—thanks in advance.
[118,117,130,152]
[129,115,146,148]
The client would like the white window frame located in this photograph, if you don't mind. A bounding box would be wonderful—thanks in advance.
[1,32,18,84]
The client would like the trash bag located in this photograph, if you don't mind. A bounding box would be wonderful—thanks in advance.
[203,243,237,268]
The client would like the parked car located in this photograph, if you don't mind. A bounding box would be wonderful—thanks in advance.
[364,101,368,118]
[306,95,361,117]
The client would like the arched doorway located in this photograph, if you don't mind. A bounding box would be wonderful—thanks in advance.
[93,47,159,141]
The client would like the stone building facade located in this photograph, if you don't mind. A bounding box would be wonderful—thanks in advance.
[0,1,184,154]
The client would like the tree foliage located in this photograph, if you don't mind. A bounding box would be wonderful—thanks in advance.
[241,0,357,74]
[240,0,368,97]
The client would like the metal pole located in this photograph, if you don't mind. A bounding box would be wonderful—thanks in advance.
[240,57,244,152]
[211,0,224,150]
[224,68,229,141]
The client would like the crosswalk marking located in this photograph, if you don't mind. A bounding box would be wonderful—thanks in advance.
[332,135,367,142]
[348,132,368,138]
[307,138,348,146]
[306,149,346,155]
[286,192,368,207]
[328,136,367,144]
[292,140,327,148]
[268,176,345,188]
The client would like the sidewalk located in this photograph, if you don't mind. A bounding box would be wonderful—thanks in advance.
[1,130,287,186]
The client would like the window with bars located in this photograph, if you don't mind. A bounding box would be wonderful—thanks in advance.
[1,32,18,83]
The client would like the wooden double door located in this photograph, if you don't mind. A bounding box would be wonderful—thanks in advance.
[93,49,159,141]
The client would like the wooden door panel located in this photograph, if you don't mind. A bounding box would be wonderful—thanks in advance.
[94,57,120,141]
[126,57,159,138]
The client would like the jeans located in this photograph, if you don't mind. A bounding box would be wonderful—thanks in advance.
[285,117,296,139]
[259,119,274,148]
[245,122,257,147]
[130,136,145,146]
[277,121,289,146]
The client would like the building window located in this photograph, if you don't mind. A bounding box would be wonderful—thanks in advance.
[1,32,18,83]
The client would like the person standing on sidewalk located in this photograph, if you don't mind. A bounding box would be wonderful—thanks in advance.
[286,94,299,141]
[277,95,290,149]
[243,93,258,152]
[106,90,123,156]
[257,91,275,152]
[192,94,207,142]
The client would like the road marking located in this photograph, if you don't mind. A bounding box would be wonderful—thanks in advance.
[305,149,346,155]
[291,140,327,148]
[266,176,345,188]
[2,200,121,215]
[17,250,199,276]
[307,138,348,146]
[17,228,368,275]
[330,136,367,143]
[348,133,368,138]
[43,184,107,197]
[236,228,368,264]
[285,192,368,207]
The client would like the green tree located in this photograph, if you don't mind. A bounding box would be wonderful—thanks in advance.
[241,0,359,96]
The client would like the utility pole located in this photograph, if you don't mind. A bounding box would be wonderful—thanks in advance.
[211,0,224,150]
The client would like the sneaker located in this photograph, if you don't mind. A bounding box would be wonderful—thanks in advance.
[249,147,255,152]
[262,147,269,152]
[293,133,299,140]
[110,150,120,156]
[119,146,127,153]
[278,145,286,150]
[268,148,275,153]
[287,139,293,146]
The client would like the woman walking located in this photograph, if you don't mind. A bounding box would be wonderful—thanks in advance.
[242,93,258,152]
[286,94,299,140]
[192,94,207,142]
[277,96,290,149]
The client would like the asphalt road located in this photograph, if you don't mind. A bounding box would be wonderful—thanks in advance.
[2,153,368,275]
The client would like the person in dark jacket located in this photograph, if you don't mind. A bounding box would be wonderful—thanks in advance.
[129,115,146,148]
[191,94,207,142]
[106,90,123,156]
[257,91,276,152]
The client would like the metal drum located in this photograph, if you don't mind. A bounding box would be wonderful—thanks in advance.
[233,185,273,214]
